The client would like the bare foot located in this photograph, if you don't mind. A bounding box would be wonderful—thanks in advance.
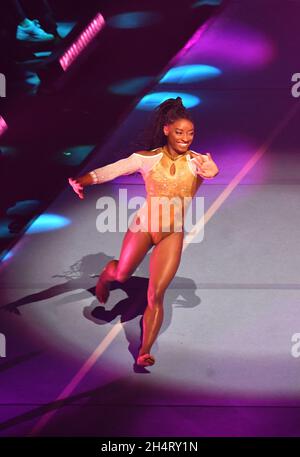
[95,270,110,304]
[137,353,155,367]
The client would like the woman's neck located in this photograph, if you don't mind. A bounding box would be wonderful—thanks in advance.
[163,145,186,160]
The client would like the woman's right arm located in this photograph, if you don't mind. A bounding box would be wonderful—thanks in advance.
[68,152,145,199]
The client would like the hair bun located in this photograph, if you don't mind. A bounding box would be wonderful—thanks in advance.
[175,96,182,106]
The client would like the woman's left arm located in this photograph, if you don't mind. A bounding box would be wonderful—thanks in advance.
[193,153,219,179]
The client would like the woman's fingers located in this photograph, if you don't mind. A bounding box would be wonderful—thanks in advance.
[195,155,209,167]
[195,157,209,171]
[194,157,204,170]
[198,170,208,177]
[76,185,84,198]
[77,188,84,199]
[68,178,84,199]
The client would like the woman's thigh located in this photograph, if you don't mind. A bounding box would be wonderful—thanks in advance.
[148,231,184,298]
[117,227,154,279]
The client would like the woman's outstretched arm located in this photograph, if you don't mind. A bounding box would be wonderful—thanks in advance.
[68,152,144,199]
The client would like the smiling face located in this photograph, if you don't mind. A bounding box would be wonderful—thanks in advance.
[163,118,195,154]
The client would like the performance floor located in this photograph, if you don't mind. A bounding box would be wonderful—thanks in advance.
[1,0,300,436]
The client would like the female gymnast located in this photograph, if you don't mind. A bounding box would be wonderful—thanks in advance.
[68,97,219,367]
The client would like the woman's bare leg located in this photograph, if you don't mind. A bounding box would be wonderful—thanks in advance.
[96,228,153,303]
[137,231,184,366]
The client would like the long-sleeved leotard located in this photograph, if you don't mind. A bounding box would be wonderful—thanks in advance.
[89,147,206,244]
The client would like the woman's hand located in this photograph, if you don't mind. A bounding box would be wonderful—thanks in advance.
[194,153,219,179]
[68,177,84,199]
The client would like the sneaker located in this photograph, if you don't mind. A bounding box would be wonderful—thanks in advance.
[16,18,55,42]
[32,19,61,39]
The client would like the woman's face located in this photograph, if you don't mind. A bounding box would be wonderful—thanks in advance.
[163,118,195,154]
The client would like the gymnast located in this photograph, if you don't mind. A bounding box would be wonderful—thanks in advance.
[68,97,219,367]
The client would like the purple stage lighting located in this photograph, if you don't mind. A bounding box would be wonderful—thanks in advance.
[0,116,8,137]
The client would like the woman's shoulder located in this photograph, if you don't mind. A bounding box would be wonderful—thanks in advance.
[133,148,163,157]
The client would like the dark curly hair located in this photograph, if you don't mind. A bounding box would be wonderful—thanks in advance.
[133,96,194,151]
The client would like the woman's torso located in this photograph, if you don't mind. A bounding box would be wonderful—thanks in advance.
[130,146,202,238]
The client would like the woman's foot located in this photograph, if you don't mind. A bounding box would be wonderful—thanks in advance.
[137,353,155,367]
[95,269,110,303]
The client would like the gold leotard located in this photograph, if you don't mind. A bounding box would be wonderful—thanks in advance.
[90,146,204,245]
[130,147,203,245]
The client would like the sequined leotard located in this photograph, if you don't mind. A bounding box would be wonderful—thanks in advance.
[90,146,204,245]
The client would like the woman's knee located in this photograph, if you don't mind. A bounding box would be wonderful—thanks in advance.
[104,260,129,283]
[147,284,165,304]
[105,259,118,271]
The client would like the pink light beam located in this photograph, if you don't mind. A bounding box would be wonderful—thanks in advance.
[59,13,106,71]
